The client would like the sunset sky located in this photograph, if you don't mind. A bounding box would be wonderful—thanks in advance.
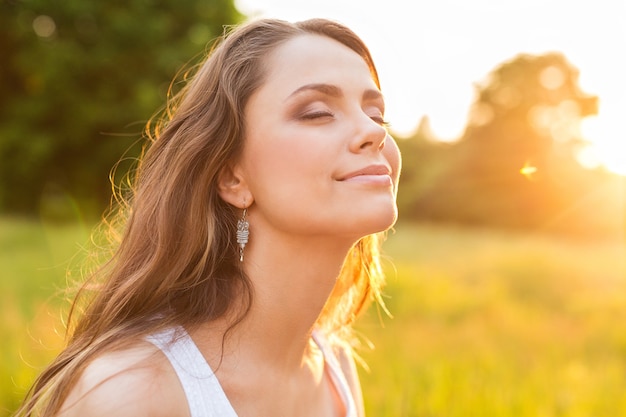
[235,0,626,174]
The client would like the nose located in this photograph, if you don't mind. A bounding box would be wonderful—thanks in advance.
[349,114,387,153]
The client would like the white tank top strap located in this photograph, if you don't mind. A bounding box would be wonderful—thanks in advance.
[147,327,356,417]
[146,327,238,417]
[311,330,358,417]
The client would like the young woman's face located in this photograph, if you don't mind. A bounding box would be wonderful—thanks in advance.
[240,34,401,240]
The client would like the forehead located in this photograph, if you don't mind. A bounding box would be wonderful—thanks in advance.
[260,34,378,98]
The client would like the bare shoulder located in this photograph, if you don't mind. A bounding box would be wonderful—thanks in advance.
[58,340,188,417]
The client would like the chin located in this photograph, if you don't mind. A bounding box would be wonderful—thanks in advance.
[377,210,399,232]
[358,205,398,236]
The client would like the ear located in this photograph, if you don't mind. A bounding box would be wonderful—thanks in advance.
[217,164,253,208]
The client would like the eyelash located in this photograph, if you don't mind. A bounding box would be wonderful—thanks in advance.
[370,115,391,127]
[300,111,334,120]
[298,111,389,127]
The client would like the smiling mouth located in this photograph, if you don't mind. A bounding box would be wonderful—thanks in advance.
[338,164,392,182]
[341,174,393,186]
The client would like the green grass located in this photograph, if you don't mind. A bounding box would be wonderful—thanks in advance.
[358,223,626,416]
[0,217,91,415]
[1,218,625,416]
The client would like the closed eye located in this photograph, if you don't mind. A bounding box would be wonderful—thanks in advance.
[299,111,335,120]
[369,113,390,127]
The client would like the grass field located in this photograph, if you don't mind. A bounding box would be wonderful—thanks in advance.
[1,217,625,416]
[0,217,91,416]
[359,223,626,416]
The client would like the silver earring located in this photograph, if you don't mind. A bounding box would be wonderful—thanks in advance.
[236,208,249,262]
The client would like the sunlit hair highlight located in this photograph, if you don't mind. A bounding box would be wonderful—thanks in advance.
[15,17,389,416]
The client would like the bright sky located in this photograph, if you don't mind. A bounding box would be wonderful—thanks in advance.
[235,0,626,174]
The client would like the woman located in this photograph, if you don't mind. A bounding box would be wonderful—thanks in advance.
[17,17,401,417]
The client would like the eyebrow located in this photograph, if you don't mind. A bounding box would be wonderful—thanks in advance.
[286,83,384,103]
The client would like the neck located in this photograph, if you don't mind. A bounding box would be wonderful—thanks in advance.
[244,230,354,364]
[193,229,357,374]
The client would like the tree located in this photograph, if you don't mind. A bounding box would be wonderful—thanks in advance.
[394,116,456,220]
[400,52,614,235]
[0,0,242,217]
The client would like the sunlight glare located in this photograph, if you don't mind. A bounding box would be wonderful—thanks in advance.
[520,161,538,180]
[581,115,626,176]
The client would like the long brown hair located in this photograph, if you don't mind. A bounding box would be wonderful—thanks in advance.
[16,17,389,416]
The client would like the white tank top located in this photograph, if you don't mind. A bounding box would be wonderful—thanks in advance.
[146,327,357,417]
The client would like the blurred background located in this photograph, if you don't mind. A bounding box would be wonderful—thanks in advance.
[1,0,625,415]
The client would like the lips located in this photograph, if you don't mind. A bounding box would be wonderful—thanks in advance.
[338,164,392,181]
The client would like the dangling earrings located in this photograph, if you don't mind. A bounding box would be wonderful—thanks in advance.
[236,207,249,262]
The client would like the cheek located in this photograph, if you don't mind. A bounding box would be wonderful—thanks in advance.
[245,136,315,188]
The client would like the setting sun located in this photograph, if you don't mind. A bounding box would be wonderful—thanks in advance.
[580,114,626,175]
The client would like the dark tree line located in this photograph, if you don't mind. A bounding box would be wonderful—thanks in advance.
[0,0,242,217]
